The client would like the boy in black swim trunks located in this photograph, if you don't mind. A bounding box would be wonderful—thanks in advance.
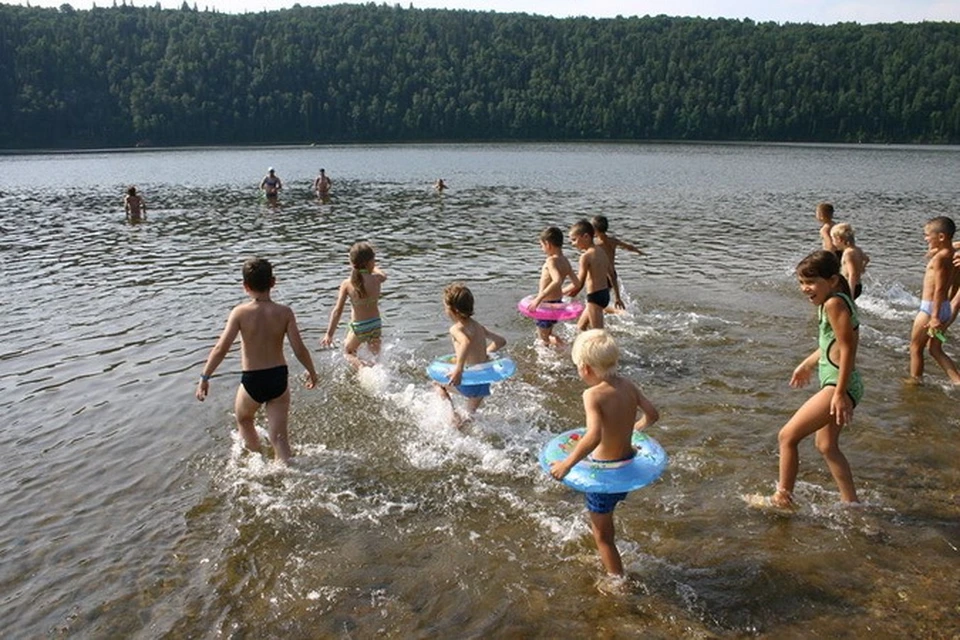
[563,219,616,331]
[196,257,318,464]
[549,329,659,578]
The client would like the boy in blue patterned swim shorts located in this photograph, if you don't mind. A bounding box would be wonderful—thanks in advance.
[196,258,318,464]
[549,330,660,577]
[435,283,507,429]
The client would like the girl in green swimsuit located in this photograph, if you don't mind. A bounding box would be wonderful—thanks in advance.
[757,250,862,510]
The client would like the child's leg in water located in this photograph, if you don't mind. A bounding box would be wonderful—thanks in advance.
[589,511,623,576]
[774,386,857,505]
[433,382,465,429]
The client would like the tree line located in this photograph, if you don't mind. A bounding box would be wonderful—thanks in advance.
[0,2,958,148]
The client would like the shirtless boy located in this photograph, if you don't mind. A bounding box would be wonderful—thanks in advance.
[592,215,643,311]
[196,258,318,463]
[816,202,841,257]
[527,226,580,346]
[437,283,507,428]
[908,217,960,384]
[564,219,615,331]
[124,186,146,222]
[549,329,659,578]
[830,223,869,299]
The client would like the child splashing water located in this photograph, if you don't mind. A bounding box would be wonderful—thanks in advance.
[749,250,862,510]
[322,242,387,368]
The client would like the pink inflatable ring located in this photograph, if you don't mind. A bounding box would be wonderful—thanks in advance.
[517,295,584,322]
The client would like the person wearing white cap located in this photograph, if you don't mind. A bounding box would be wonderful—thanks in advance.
[260,167,282,200]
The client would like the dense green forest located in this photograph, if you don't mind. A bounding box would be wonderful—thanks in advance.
[0,2,958,148]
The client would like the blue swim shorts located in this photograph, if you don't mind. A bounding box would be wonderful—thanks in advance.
[455,383,491,398]
[585,491,628,514]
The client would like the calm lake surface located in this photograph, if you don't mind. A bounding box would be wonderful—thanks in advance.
[1,142,958,638]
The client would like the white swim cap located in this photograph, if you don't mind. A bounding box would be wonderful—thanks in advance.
[268,167,274,172]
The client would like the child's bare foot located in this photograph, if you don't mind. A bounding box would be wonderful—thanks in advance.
[547,335,565,347]
[744,488,797,513]
[902,376,923,386]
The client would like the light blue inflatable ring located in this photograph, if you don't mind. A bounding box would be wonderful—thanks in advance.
[426,354,517,385]
[539,427,668,493]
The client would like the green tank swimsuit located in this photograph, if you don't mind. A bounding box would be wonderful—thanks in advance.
[817,292,864,406]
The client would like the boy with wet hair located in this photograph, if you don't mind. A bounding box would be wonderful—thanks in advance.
[436,283,507,428]
[196,257,318,463]
[591,215,644,311]
[816,202,841,257]
[527,226,580,346]
[909,217,960,384]
[550,329,659,579]
[564,219,616,331]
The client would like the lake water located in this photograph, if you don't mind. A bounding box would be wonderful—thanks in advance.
[1,142,958,638]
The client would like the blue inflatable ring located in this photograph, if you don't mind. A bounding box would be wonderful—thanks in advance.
[426,354,517,385]
[539,427,667,493]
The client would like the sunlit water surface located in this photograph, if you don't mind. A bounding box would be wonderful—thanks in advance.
[1,142,958,638]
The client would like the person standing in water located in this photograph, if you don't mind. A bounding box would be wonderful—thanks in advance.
[260,167,282,200]
[124,186,146,222]
[313,168,332,199]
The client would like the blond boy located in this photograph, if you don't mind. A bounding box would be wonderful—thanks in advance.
[830,223,869,299]
[549,330,659,577]
[909,217,960,384]
[196,258,318,463]
[563,219,616,331]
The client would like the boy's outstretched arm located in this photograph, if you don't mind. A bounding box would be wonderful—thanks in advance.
[286,310,317,388]
[613,236,644,255]
[196,309,241,400]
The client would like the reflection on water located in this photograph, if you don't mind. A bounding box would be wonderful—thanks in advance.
[0,143,958,637]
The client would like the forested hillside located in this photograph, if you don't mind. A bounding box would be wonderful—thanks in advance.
[1,2,958,148]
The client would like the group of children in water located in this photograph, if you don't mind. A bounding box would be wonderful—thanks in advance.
[190,193,960,581]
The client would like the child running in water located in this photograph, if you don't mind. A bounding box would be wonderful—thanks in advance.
[830,223,869,299]
[436,283,507,428]
[816,202,841,258]
[750,250,862,509]
[564,219,616,331]
[591,215,644,311]
[321,241,387,368]
[527,226,580,346]
[549,329,659,579]
[196,257,318,465]
[908,217,960,384]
